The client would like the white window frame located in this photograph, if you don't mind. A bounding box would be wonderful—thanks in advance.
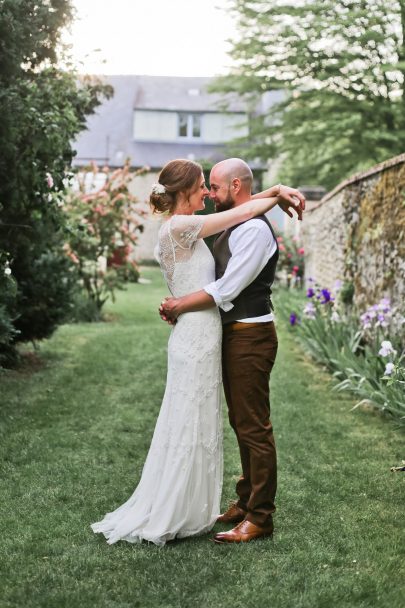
[177,112,202,140]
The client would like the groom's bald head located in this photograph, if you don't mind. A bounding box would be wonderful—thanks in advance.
[209,158,253,211]
[211,158,253,191]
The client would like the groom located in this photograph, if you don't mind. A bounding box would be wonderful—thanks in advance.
[160,158,305,543]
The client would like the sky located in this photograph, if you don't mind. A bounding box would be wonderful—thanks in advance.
[63,0,237,76]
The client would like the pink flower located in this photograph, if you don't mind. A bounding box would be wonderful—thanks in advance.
[298,247,305,255]
[292,265,299,273]
[93,205,107,215]
[277,236,283,243]
[279,244,286,252]
[69,252,79,264]
[46,172,54,188]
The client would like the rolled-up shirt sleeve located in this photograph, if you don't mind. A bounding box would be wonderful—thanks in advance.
[204,220,276,311]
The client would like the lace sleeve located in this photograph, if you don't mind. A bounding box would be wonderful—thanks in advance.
[169,214,205,249]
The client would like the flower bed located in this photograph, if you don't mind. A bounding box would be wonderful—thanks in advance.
[282,282,405,423]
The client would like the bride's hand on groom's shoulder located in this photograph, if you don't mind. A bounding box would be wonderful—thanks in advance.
[159,297,178,325]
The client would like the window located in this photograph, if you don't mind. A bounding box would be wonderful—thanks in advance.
[178,113,202,139]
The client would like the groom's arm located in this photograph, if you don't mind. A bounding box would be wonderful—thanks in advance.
[160,290,216,323]
[160,221,272,323]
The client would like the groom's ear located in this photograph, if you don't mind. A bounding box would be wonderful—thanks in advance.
[231,178,242,193]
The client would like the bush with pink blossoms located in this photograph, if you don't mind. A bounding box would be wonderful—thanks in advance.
[276,233,305,287]
[64,163,146,320]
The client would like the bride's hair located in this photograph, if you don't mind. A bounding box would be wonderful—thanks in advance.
[149,159,203,214]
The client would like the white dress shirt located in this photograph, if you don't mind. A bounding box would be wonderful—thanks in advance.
[204,218,277,323]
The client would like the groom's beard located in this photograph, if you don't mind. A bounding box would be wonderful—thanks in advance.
[215,188,235,213]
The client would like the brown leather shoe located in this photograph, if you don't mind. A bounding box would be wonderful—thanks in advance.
[213,519,274,544]
[216,503,247,524]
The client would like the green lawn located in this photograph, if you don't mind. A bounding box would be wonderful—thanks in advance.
[1,268,404,608]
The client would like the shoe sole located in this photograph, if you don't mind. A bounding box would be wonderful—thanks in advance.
[211,533,273,544]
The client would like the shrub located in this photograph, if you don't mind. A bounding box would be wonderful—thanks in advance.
[276,233,305,287]
[0,1,112,365]
[64,163,146,319]
[13,248,79,342]
[0,252,19,367]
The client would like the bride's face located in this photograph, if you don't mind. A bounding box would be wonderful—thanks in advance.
[187,174,209,213]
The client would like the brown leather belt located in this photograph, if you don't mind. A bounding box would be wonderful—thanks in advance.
[224,321,273,331]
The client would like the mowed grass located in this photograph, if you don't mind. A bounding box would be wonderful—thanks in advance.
[0,267,404,608]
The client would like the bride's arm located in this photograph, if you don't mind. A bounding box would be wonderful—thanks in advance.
[199,183,305,240]
[252,184,306,211]
[199,196,281,239]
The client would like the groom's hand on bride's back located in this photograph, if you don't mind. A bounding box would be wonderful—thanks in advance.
[159,297,178,325]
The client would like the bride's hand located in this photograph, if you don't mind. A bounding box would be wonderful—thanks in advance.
[277,196,304,220]
[257,184,305,220]
[277,186,305,220]
[277,185,306,211]
[159,297,179,325]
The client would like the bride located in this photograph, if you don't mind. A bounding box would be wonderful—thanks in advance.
[91,158,300,546]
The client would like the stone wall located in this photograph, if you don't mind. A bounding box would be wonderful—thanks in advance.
[300,153,405,310]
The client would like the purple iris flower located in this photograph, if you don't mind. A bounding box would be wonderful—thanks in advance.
[379,298,391,314]
[290,313,297,326]
[306,288,315,298]
[320,288,332,304]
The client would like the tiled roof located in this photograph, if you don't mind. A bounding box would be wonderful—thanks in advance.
[132,75,247,112]
[73,75,282,170]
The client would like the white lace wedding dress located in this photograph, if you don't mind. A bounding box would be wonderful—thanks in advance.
[91,214,223,546]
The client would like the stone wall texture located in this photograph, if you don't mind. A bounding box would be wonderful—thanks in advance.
[300,153,405,310]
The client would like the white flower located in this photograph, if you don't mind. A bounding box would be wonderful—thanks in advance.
[303,302,316,319]
[331,311,341,323]
[151,182,165,195]
[384,362,395,376]
[378,340,396,357]
[4,267,11,276]
[46,172,54,188]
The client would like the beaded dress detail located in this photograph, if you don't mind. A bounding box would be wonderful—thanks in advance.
[91,215,223,546]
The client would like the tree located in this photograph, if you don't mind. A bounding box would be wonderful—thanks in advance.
[213,0,405,190]
[0,0,111,363]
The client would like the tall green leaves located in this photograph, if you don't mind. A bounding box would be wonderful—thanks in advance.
[214,0,405,189]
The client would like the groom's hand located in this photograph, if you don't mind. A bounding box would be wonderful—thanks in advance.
[159,297,179,324]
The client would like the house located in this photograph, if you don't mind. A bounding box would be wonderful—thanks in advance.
[72,75,285,260]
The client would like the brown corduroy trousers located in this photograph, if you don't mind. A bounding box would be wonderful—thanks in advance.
[222,321,278,528]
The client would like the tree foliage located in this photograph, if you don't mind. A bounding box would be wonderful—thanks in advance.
[0,0,112,363]
[213,0,405,189]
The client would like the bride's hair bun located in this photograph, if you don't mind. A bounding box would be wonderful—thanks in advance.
[149,159,203,214]
[149,183,175,214]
